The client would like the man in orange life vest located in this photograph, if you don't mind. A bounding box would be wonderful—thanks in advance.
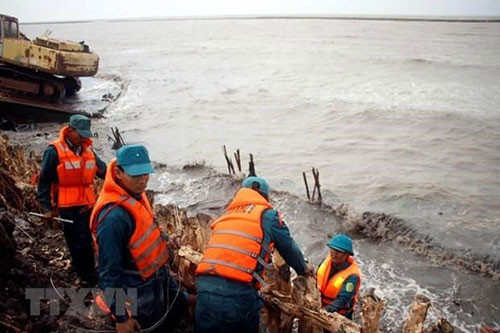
[195,176,313,333]
[90,144,187,333]
[37,115,106,285]
[316,234,361,320]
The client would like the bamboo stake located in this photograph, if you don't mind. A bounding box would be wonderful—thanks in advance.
[108,127,126,150]
[311,168,317,201]
[234,149,242,172]
[249,154,256,176]
[303,172,310,200]
[312,168,322,204]
[222,145,235,175]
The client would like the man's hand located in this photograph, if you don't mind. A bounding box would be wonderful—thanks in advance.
[115,318,141,333]
[305,263,315,276]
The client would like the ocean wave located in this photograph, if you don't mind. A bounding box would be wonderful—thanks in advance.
[156,166,500,280]
[329,203,500,280]
[367,57,497,70]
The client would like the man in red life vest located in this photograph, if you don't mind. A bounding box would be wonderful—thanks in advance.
[316,234,361,319]
[90,144,187,333]
[37,115,106,285]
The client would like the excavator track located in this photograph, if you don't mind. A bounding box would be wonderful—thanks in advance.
[0,63,81,101]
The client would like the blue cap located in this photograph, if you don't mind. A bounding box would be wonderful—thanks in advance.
[116,144,155,176]
[327,234,354,255]
[242,176,270,197]
[69,115,92,138]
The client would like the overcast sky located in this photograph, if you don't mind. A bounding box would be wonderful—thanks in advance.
[3,0,500,23]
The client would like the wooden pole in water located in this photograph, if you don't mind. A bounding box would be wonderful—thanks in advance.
[303,172,311,200]
[222,145,235,175]
[249,153,256,176]
[108,127,126,150]
[311,168,317,201]
[312,168,322,204]
[234,149,242,172]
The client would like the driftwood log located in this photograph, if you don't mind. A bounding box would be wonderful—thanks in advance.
[261,252,294,333]
[262,291,360,332]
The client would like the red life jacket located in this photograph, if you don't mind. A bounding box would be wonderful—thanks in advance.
[316,255,361,315]
[51,126,97,208]
[90,159,169,280]
[196,188,274,289]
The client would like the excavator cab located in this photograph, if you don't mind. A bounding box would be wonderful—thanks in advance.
[1,15,19,38]
[0,15,19,55]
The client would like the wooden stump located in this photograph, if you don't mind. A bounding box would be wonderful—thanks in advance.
[292,272,322,333]
[261,253,294,332]
[359,288,385,333]
[174,246,203,291]
[155,204,212,252]
[403,294,431,333]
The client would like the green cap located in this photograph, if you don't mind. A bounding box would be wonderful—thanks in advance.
[327,234,354,255]
[242,176,270,197]
[69,115,92,138]
[116,144,155,176]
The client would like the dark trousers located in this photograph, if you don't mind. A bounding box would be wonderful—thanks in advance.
[195,292,260,333]
[60,207,97,283]
[135,269,188,333]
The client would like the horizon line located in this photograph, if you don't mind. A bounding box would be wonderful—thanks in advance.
[21,14,500,25]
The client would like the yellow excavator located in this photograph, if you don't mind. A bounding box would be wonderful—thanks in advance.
[0,14,99,101]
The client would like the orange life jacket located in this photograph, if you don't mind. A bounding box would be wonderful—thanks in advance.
[51,126,97,208]
[196,188,274,289]
[316,255,361,314]
[90,159,169,280]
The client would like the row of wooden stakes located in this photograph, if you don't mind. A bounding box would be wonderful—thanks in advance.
[222,146,322,203]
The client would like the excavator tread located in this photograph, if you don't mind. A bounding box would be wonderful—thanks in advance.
[0,63,70,101]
